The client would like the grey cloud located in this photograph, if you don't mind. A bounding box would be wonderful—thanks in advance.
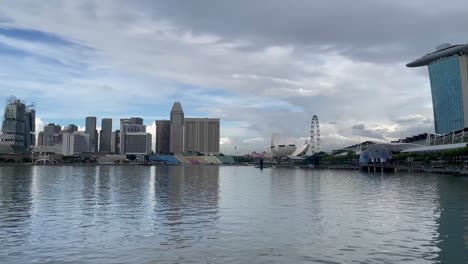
[393,115,433,125]
[0,0,453,153]
[135,0,468,63]
[351,124,386,140]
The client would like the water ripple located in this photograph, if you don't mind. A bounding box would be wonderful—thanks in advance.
[0,166,466,263]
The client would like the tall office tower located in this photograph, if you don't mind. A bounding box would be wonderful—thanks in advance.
[407,43,468,134]
[0,96,36,152]
[63,124,78,133]
[99,118,112,152]
[184,118,220,154]
[111,130,120,153]
[119,118,146,155]
[24,107,35,150]
[170,102,184,153]
[85,116,98,152]
[37,131,44,146]
[124,132,152,155]
[42,123,62,146]
[156,120,170,154]
[0,97,26,149]
[62,131,90,156]
[119,118,131,154]
[111,131,116,153]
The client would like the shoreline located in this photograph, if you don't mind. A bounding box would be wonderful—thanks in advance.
[1,163,467,176]
[0,163,242,167]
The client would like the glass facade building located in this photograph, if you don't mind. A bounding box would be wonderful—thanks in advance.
[407,44,468,135]
[428,55,465,134]
[0,96,35,152]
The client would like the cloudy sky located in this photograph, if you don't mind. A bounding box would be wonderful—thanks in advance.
[0,0,466,154]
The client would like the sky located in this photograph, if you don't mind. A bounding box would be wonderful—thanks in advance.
[0,0,467,154]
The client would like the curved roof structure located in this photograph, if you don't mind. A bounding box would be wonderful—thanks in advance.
[291,143,311,156]
[359,144,393,166]
[406,44,468,67]
[268,145,296,157]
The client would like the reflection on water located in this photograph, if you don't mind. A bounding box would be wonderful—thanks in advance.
[0,166,466,263]
[436,176,468,263]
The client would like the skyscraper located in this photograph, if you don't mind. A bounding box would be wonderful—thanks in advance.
[0,96,35,152]
[156,120,170,154]
[43,123,61,146]
[170,102,184,154]
[99,118,112,152]
[119,118,131,154]
[407,43,468,134]
[184,118,220,154]
[85,116,98,152]
[119,118,149,155]
[24,108,35,150]
[0,97,25,148]
[111,130,120,154]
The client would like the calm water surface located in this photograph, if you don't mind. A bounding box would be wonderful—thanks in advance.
[0,166,467,263]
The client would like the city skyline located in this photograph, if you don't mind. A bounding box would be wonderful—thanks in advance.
[1,1,468,153]
[19,100,220,155]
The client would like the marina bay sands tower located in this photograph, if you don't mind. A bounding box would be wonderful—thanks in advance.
[407,43,468,134]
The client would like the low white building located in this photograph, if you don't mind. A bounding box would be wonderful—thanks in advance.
[62,132,90,156]
[32,144,62,154]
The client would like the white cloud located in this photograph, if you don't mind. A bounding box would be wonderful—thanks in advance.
[242,137,265,144]
[0,1,439,154]
[146,121,156,152]
[220,137,232,145]
[35,117,45,138]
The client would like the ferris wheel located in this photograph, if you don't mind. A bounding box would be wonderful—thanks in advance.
[310,115,320,154]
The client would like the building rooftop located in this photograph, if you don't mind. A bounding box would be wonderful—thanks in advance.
[406,43,468,67]
[401,142,468,153]
[171,102,184,113]
[390,133,428,144]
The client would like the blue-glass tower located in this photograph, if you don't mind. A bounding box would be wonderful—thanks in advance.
[407,44,468,134]
[428,56,465,133]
